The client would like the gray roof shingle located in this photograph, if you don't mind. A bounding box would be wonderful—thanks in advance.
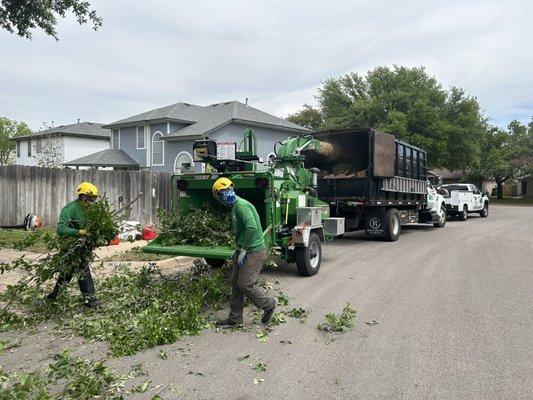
[63,149,139,168]
[14,122,110,140]
[103,101,311,137]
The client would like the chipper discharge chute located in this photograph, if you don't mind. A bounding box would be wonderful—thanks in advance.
[143,129,345,276]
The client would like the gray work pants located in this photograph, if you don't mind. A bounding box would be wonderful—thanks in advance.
[228,248,275,323]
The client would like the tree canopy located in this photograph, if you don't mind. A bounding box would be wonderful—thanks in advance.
[0,0,102,40]
[0,117,31,165]
[287,66,487,171]
[470,119,533,197]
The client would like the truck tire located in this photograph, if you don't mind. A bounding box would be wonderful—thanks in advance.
[384,208,401,242]
[479,202,489,218]
[459,205,468,221]
[295,232,321,276]
[205,258,226,268]
[433,204,447,228]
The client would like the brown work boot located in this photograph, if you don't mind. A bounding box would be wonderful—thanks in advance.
[261,298,278,325]
[215,318,239,329]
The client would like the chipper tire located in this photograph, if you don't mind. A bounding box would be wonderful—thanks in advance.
[433,204,447,228]
[295,232,322,276]
[384,208,401,242]
[205,258,226,269]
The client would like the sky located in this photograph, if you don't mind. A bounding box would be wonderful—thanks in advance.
[1,0,532,131]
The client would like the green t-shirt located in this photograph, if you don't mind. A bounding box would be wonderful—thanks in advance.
[232,197,265,252]
[56,200,86,238]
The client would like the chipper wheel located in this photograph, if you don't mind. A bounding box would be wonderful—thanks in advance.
[295,232,322,276]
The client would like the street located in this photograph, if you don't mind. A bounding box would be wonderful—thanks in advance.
[1,205,532,399]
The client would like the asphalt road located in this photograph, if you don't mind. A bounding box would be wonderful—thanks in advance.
[2,205,532,399]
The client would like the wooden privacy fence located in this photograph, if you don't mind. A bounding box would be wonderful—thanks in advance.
[0,165,173,227]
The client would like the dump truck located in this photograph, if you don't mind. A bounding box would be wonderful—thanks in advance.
[303,127,446,241]
[143,129,344,276]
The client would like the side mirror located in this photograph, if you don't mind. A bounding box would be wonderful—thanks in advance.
[483,190,489,196]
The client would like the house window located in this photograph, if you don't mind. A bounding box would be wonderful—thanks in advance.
[136,125,145,149]
[27,139,32,157]
[112,129,120,149]
[174,151,194,174]
[152,131,164,166]
[36,139,42,154]
[16,142,20,157]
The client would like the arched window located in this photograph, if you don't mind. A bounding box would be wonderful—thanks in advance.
[152,131,164,166]
[174,151,194,174]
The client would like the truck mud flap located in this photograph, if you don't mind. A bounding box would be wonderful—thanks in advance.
[365,208,386,237]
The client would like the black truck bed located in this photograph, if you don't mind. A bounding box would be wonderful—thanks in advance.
[304,128,428,205]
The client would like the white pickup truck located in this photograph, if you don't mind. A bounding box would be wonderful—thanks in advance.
[438,183,489,220]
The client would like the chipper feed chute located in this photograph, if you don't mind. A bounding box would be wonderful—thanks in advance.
[142,237,235,260]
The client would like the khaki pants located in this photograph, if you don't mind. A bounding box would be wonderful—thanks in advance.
[228,248,275,323]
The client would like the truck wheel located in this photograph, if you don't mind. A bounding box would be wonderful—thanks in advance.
[295,232,322,276]
[433,204,447,228]
[459,205,468,221]
[384,208,401,242]
[205,258,226,268]
[479,202,489,218]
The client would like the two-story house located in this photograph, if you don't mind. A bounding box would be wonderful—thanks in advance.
[102,100,311,173]
[12,122,110,166]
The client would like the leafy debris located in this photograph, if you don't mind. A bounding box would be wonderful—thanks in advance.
[317,303,356,333]
[157,205,234,247]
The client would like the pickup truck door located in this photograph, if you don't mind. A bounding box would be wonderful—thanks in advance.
[470,185,483,210]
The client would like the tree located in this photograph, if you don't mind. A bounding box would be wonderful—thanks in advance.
[36,122,63,168]
[0,0,102,40]
[289,66,486,171]
[286,104,323,130]
[473,119,533,198]
[0,117,31,165]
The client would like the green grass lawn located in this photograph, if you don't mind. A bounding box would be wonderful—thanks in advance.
[490,197,533,206]
[102,246,173,262]
[0,228,55,253]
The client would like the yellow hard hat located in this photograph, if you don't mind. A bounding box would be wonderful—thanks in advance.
[212,177,233,195]
[75,182,99,197]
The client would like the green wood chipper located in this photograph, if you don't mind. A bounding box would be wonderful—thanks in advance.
[142,129,345,276]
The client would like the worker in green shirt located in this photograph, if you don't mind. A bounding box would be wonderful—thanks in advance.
[46,182,100,307]
[212,177,277,328]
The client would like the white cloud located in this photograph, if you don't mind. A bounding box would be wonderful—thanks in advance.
[0,0,531,130]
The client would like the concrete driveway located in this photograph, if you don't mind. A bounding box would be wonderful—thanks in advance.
[1,205,531,399]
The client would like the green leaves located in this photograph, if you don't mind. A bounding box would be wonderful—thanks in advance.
[0,350,127,399]
[317,303,356,333]
[0,263,231,357]
[251,362,267,372]
[255,329,269,342]
[157,205,234,247]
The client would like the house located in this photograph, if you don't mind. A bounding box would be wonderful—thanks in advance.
[102,101,311,173]
[12,122,110,167]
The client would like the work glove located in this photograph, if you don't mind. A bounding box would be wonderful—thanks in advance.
[78,229,89,237]
[237,249,247,267]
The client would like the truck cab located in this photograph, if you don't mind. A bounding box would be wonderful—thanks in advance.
[439,183,489,220]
